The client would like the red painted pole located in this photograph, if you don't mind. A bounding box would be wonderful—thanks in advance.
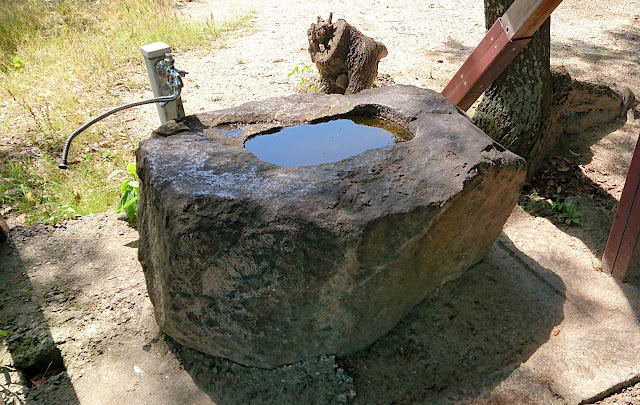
[442,0,563,110]
[441,20,529,111]
[602,133,640,280]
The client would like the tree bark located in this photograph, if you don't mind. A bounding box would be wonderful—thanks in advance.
[308,14,388,95]
[473,0,552,174]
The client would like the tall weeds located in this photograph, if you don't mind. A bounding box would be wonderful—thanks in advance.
[0,0,252,224]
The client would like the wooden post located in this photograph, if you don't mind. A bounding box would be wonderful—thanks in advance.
[501,0,563,40]
[442,0,563,110]
[602,133,640,280]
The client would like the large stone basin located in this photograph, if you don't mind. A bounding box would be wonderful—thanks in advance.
[136,85,526,368]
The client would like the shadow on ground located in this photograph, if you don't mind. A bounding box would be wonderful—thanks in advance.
[0,238,80,405]
[167,235,566,404]
[521,118,632,258]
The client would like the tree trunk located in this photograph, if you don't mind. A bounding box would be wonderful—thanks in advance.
[473,0,552,174]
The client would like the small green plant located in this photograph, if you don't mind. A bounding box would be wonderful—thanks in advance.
[108,162,139,222]
[287,64,323,93]
[0,329,7,338]
[288,64,313,83]
[551,186,566,212]
[559,204,581,225]
[551,186,581,225]
[8,54,25,72]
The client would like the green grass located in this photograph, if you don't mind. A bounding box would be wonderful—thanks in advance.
[0,0,253,224]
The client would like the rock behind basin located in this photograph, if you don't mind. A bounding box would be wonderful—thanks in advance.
[136,85,526,368]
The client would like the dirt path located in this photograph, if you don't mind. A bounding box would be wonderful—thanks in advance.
[2,0,640,403]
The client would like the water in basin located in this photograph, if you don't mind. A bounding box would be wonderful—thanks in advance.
[244,117,412,167]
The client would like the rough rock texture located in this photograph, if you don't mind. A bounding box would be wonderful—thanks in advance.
[549,67,633,136]
[136,85,526,368]
[521,67,634,176]
[307,13,388,94]
[0,215,8,242]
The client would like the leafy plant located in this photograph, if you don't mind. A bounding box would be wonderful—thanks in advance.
[287,64,313,83]
[0,329,7,338]
[8,54,24,72]
[551,186,566,211]
[551,186,581,225]
[559,203,581,225]
[287,64,323,93]
[108,162,139,222]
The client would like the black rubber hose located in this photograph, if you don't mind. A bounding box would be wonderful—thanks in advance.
[59,86,181,169]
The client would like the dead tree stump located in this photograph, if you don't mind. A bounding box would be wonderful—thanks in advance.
[307,13,388,95]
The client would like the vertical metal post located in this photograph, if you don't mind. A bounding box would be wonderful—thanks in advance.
[140,42,185,124]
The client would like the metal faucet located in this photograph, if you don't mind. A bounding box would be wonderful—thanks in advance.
[157,53,188,106]
[59,53,187,169]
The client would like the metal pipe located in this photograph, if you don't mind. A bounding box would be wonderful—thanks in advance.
[59,55,186,169]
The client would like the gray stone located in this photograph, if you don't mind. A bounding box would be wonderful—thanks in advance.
[136,85,526,368]
[0,215,8,243]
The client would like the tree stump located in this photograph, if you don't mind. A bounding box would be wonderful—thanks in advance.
[307,13,388,95]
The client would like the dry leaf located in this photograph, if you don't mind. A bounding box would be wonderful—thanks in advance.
[30,374,46,387]
[569,149,580,157]
[557,167,570,172]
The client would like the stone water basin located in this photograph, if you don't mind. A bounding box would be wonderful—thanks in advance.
[136,85,525,368]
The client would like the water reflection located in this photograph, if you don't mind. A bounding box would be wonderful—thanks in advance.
[244,117,412,167]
